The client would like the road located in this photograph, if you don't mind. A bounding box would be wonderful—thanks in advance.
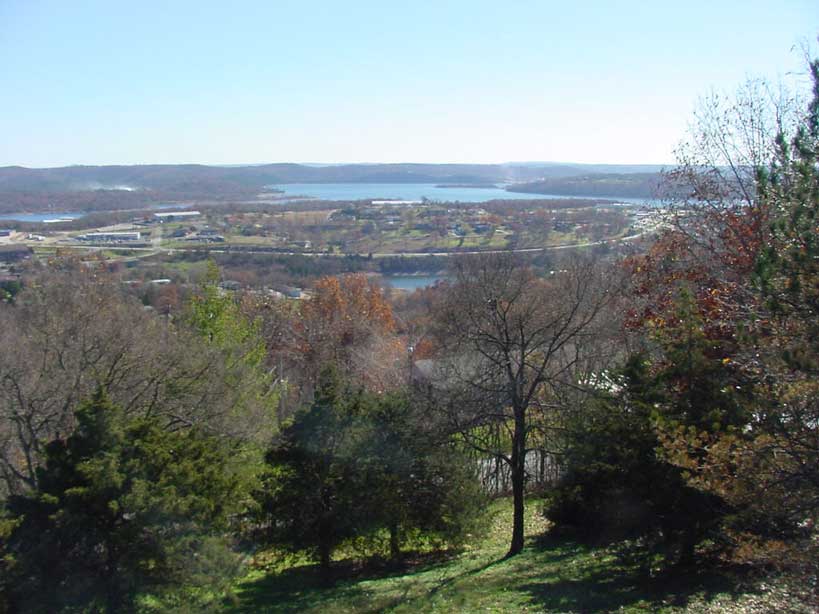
[38,228,659,261]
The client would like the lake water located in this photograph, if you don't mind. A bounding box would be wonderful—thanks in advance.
[0,187,652,223]
[270,183,650,205]
[0,211,85,223]
[383,275,445,291]
[0,203,182,223]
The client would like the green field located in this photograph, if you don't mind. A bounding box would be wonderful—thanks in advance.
[221,499,792,614]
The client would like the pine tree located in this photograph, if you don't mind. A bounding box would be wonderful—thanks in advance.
[3,388,245,612]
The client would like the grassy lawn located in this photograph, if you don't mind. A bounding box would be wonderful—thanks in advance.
[220,499,782,614]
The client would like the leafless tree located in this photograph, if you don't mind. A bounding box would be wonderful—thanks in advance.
[661,74,806,265]
[0,271,274,496]
[431,253,619,556]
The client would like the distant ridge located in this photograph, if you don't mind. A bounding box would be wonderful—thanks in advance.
[0,162,665,214]
[0,162,665,192]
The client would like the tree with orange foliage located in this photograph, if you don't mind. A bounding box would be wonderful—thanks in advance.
[275,274,405,411]
[630,59,819,590]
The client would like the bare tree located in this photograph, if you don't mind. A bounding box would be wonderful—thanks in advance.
[431,253,618,556]
[0,271,275,496]
[661,75,806,269]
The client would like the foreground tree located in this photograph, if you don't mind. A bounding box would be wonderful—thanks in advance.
[2,388,245,613]
[185,260,276,432]
[258,368,483,573]
[259,369,372,573]
[359,391,485,560]
[0,269,274,496]
[669,60,819,576]
[548,303,741,564]
[632,58,819,585]
[433,254,616,556]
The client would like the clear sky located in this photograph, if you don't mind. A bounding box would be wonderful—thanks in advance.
[1,1,816,167]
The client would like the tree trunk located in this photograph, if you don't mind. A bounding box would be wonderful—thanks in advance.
[319,540,332,578]
[389,521,401,560]
[104,545,124,614]
[507,404,526,557]
[677,525,697,567]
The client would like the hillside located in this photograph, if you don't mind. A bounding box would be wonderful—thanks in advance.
[0,164,668,214]
[222,499,807,614]
[508,173,663,199]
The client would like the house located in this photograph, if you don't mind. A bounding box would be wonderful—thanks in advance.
[277,286,303,299]
[218,280,242,291]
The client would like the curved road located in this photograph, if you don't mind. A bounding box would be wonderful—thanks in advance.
[63,227,658,262]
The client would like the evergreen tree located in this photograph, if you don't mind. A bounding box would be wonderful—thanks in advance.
[359,392,485,559]
[546,352,727,564]
[659,59,819,581]
[3,388,245,613]
[258,369,484,574]
[259,367,373,573]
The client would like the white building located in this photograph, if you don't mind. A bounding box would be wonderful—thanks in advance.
[79,232,141,242]
[153,211,201,222]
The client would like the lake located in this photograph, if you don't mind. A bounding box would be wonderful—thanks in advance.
[269,183,650,205]
[0,211,85,223]
[383,275,446,291]
[0,203,183,223]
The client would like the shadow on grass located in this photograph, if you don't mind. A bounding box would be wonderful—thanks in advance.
[520,534,754,613]
[226,550,461,614]
[425,555,506,597]
[226,534,756,614]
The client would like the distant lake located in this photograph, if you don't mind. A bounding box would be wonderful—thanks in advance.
[0,211,85,223]
[383,275,445,291]
[269,183,650,205]
[0,203,182,223]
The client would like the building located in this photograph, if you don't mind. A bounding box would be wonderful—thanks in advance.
[79,232,141,242]
[219,280,242,291]
[153,211,201,222]
[277,286,304,299]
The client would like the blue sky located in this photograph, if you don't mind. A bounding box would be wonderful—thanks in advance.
[1,1,816,167]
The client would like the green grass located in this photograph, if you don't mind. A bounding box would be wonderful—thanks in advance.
[221,499,757,614]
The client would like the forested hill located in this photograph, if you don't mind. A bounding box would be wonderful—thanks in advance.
[0,163,664,213]
[0,163,664,194]
[507,172,663,198]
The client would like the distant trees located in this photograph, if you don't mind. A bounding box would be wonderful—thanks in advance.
[432,253,617,557]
